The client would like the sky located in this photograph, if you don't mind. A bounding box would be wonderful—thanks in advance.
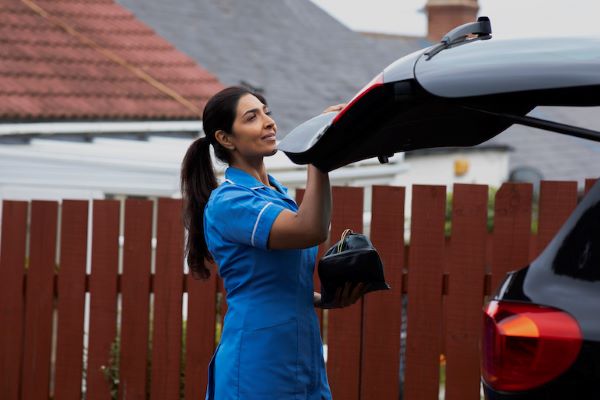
[310,0,600,39]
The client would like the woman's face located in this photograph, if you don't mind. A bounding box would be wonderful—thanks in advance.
[227,93,278,161]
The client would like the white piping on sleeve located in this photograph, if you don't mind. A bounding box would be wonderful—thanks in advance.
[251,202,273,246]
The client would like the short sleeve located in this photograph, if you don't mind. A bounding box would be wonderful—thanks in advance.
[205,186,286,250]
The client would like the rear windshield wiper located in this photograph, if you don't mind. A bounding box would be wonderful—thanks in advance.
[424,16,492,60]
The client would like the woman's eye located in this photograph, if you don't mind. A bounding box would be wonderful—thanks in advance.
[265,110,272,116]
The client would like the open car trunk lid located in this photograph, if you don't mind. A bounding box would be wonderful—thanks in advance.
[278,28,600,172]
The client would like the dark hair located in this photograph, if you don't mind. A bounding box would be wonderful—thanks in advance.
[181,86,267,279]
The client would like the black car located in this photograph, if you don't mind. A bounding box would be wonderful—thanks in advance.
[279,18,600,399]
[481,184,600,399]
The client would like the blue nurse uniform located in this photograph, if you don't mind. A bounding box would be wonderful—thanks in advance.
[203,166,332,400]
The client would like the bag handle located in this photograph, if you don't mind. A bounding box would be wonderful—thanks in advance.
[337,228,353,253]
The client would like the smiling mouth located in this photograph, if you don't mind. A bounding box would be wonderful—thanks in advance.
[262,134,277,141]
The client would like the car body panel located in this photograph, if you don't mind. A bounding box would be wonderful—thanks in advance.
[382,47,427,83]
[415,37,600,99]
[276,112,336,154]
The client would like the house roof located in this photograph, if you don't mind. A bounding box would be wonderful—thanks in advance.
[116,0,428,135]
[0,0,223,121]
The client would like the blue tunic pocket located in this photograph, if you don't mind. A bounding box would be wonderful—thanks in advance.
[239,319,299,398]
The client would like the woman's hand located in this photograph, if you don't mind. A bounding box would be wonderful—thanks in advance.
[333,282,366,308]
[313,292,322,307]
[322,104,347,114]
[315,282,367,309]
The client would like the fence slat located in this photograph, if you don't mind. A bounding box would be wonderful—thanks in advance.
[404,185,446,400]
[585,178,599,196]
[119,199,153,400]
[22,201,58,400]
[536,181,578,257]
[327,186,364,400]
[490,183,533,293]
[87,200,120,400]
[54,200,88,400]
[445,184,488,400]
[184,264,217,400]
[0,201,28,400]
[360,186,404,400]
[150,199,184,400]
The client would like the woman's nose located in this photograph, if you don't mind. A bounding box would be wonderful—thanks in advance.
[264,113,276,129]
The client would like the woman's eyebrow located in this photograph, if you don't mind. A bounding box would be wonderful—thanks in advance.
[242,106,268,117]
[242,108,259,117]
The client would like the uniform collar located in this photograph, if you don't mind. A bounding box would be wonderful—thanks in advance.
[224,167,288,195]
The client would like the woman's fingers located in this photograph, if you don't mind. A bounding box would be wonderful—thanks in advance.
[334,286,343,304]
[322,103,347,114]
[350,282,365,303]
[341,282,365,307]
[331,282,368,308]
[342,281,352,300]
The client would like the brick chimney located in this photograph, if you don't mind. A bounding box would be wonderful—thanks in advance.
[426,0,479,42]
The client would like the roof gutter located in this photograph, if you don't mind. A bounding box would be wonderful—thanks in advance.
[0,121,204,138]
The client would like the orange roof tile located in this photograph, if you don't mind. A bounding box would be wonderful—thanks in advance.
[0,0,223,121]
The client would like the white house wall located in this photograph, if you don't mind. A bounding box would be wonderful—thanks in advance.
[399,151,509,189]
[0,136,408,201]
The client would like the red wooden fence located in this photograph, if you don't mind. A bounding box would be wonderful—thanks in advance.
[0,178,597,400]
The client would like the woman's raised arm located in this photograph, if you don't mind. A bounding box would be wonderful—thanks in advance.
[268,104,344,250]
[268,165,331,249]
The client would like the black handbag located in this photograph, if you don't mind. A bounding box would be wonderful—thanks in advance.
[317,229,391,308]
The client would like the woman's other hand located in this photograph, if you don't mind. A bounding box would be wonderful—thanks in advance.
[335,282,366,308]
[317,282,367,309]
[322,104,346,114]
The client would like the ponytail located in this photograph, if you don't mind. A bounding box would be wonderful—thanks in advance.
[181,136,217,279]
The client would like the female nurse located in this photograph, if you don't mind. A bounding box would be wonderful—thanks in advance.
[180,86,364,399]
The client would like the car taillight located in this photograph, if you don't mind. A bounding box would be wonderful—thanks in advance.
[482,300,582,392]
[332,72,384,124]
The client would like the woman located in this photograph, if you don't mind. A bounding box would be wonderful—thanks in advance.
[181,86,363,399]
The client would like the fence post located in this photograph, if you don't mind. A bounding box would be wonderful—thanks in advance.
[55,200,88,400]
[361,185,405,400]
[150,199,184,400]
[184,256,217,400]
[22,201,58,400]
[490,183,533,295]
[0,201,28,400]
[584,178,599,195]
[327,186,364,400]
[87,200,120,400]
[119,199,153,400]
[403,185,446,400]
[535,181,577,257]
[444,184,488,400]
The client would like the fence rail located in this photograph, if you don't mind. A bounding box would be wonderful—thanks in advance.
[0,179,597,400]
